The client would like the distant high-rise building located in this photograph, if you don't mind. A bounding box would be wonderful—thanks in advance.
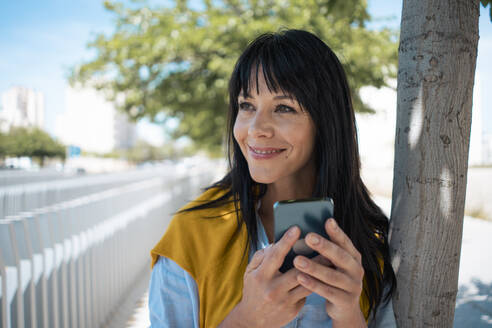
[55,86,136,154]
[0,86,45,132]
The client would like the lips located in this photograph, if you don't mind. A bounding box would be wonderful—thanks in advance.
[248,145,285,159]
[248,145,286,154]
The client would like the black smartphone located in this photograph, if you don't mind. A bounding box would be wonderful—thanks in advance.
[273,198,334,273]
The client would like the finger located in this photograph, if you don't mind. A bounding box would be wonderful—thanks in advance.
[270,267,303,293]
[288,284,312,302]
[312,254,334,268]
[297,273,352,303]
[293,295,307,314]
[262,226,301,277]
[325,218,362,264]
[305,232,362,277]
[293,256,362,294]
[263,267,306,303]
[245,248,265,274]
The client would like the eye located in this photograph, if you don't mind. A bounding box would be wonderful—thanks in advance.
[275,104,297,113]
[238,101,254,111]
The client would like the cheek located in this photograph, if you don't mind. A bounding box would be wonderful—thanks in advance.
[292,124,316,154]
[306,130,316,153]
[305,126,316,148]
[281,120,314,142]
[233,118,246,145]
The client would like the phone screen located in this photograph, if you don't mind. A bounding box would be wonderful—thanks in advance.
[273,198,334,273]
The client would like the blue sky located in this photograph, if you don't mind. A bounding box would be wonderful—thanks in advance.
[0,0,491,141]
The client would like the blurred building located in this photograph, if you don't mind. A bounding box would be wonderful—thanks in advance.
[357,74,484,168]
[468,72,482,166]
[0,86,45,132]
[356,81,397,169]
[55,86,136,154]
[483,133,492,164]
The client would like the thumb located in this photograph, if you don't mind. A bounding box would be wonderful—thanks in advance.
[246,248,265,273]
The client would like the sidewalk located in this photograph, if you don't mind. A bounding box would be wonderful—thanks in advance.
[373,196,492,327]
[104,267,151,328]
[111,196,492,327]
[454,216,492,326]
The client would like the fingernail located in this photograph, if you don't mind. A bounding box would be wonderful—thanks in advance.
[296,257,307,268]
[289,226,298,237]
[309,234,320,245]
[330,219,337,230]
[298,274,308,283]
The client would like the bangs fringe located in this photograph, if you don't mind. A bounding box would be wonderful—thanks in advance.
[232,32,309,109]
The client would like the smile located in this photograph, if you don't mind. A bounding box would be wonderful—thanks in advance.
[252,148,283,154]
[248,145,286,159]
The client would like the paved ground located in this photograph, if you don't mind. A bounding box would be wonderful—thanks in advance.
[110,196,492,327]
[453,216,492,326]
[104,268,151,328]
[374,196,492,327]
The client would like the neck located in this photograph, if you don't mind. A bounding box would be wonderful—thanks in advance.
[257,166,316,242]
[265,178,314,204]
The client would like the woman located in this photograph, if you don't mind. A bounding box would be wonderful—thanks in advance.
[149,29,397,327]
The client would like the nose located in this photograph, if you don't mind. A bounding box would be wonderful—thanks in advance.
[248,109,274,138]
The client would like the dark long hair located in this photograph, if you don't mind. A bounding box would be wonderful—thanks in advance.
[183,29,396,320]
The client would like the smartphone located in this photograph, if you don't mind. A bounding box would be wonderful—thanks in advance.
[273,197,334,273]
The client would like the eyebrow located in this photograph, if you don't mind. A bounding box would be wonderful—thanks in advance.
[274,95,294,100]
[238,94,295,101]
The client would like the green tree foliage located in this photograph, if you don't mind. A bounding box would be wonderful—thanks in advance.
[482,0,492,21]
[124,139,195,163]
[71,0,398,152]
[0,127,66,166]
[94,139,196,163]
[0,131,11,158]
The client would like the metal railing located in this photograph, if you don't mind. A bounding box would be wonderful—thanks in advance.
[0,161,219,328]
[0,165,197,220]
[0,169,71,187]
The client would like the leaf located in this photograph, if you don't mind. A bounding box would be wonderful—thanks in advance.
[70,0,399,153]
[481,0,492,21]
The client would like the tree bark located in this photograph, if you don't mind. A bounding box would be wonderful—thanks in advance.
[389,1,479,327]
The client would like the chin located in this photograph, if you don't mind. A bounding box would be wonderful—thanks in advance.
[249,170,279,184]
[247,170,270,183]
[251,176,274,184]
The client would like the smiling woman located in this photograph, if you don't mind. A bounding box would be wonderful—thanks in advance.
[148,29,397,328]
[234,71,316,188]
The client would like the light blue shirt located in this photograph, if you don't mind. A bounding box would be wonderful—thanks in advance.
[148,214,397,327]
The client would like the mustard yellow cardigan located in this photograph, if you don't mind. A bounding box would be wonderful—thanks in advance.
[150,187,373,327]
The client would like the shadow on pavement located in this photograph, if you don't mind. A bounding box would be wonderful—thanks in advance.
[455,279,492,327]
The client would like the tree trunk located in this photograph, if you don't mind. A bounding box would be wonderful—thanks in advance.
[389,1,479,327]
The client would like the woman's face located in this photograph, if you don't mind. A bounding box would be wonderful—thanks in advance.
[233,70,316,185]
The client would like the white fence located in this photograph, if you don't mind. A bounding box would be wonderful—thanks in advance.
[0,162,218,328]
[0,169,75,187]
[0,167,187,220]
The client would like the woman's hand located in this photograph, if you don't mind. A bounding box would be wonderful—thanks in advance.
[219,226,312,328]
[293,218,367,328]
